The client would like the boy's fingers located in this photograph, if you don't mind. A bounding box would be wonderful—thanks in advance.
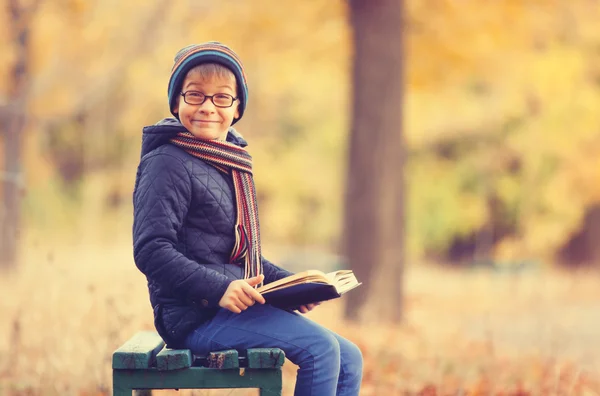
[243,285,266,304]
[244,274,265,287]
[230,297,248,312]
[294,304,318,313]
[241,279,266,304]
[255,293,266,304]
[227,303,241,314]
[237,291,254,307]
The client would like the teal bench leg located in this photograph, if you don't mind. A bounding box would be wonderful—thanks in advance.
[113,371,132,396]
[259,368,282,396]
[260,386,282,395]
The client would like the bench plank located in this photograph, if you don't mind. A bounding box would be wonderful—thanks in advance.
[247,348,285,369]
[113,367,282,390]
[112,331,165,369]
[207,349,239,369]
[157,347,193,371]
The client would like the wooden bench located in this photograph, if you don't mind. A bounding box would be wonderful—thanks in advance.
[112,331,284,395]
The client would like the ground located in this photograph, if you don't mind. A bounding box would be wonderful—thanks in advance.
[1,235,600,395]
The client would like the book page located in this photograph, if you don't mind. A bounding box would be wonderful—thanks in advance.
[325,270,353,283]
[261,277,333,294]
[257,269,361,297]
[337,281,362,294]
[331,271,360,294]
[257,269,329,294]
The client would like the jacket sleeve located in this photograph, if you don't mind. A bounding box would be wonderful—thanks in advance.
[133,152,232,308]
[262,256,294,284]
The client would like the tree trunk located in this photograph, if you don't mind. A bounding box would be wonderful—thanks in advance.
[344,0,405,323]
[1,112,26,268]
[1,0,34,268]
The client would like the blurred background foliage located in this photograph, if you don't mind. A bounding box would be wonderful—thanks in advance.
[2,0,600,267]
[5,1,600,394]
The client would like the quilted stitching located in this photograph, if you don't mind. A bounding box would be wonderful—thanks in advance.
[133,119,294,347]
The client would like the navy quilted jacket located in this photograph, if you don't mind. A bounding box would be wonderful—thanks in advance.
[133,118,294,347]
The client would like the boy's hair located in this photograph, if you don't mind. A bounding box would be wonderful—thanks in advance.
[168,42,248,124]
[186,63,237,87]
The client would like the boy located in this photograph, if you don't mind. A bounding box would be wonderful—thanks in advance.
[132,42,363,395]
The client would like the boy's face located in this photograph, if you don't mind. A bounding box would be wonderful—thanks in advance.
[173,70,240,140]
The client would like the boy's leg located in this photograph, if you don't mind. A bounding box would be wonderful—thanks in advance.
[328,332,363,396]
[184,304,343,396]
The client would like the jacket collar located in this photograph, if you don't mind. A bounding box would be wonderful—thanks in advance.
[140,117,249,158]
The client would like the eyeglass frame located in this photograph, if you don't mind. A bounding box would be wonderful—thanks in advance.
[180,91,239,108]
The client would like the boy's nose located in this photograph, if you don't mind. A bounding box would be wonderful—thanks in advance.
[198,99,216,113]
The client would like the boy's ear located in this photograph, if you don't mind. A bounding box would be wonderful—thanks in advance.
[233,102,240,121]
[172,96,179,114]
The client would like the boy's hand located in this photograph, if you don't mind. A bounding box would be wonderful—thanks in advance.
[297,302,321,314]
[219,274,266,314]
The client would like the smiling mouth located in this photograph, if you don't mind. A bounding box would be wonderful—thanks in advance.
[192,120,217,123]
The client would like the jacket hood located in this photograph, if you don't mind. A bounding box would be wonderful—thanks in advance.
[140,117,249,159]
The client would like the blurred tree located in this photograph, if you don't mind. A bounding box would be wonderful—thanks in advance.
[0,0,171,265]
[0,0,40,268]
[3,0,600,270]
[344,0,405,322]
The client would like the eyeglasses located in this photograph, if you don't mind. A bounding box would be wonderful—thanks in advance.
[180,91,238,108]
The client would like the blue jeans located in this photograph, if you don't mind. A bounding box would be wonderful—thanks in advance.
[183,303,363,396]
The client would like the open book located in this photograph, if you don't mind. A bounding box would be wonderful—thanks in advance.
[256,270,361,310]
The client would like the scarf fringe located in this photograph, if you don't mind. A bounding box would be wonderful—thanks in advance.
[170,132,263,284]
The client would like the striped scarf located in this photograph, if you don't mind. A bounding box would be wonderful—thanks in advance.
[170,131,263,285]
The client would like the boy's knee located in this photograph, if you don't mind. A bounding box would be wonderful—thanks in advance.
[344,341,364,377]
[298,331,341,368]
[314,332,341,359]
[346,341,363,363]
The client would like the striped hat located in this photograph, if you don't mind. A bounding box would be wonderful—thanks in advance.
[168,42,248,125]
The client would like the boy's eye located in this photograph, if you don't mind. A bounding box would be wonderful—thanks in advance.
[188,92,203,98]
[213,94,233,105]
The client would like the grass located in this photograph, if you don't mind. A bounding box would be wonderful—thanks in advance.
[1,226,600,395]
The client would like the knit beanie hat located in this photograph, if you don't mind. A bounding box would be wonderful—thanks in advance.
[168,42,248,125]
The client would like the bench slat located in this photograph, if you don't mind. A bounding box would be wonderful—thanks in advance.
[207,349,239,369]
[112,331,165,369]
[247,348,285,368]
[113,367,282,391]
[157,346,193,371]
